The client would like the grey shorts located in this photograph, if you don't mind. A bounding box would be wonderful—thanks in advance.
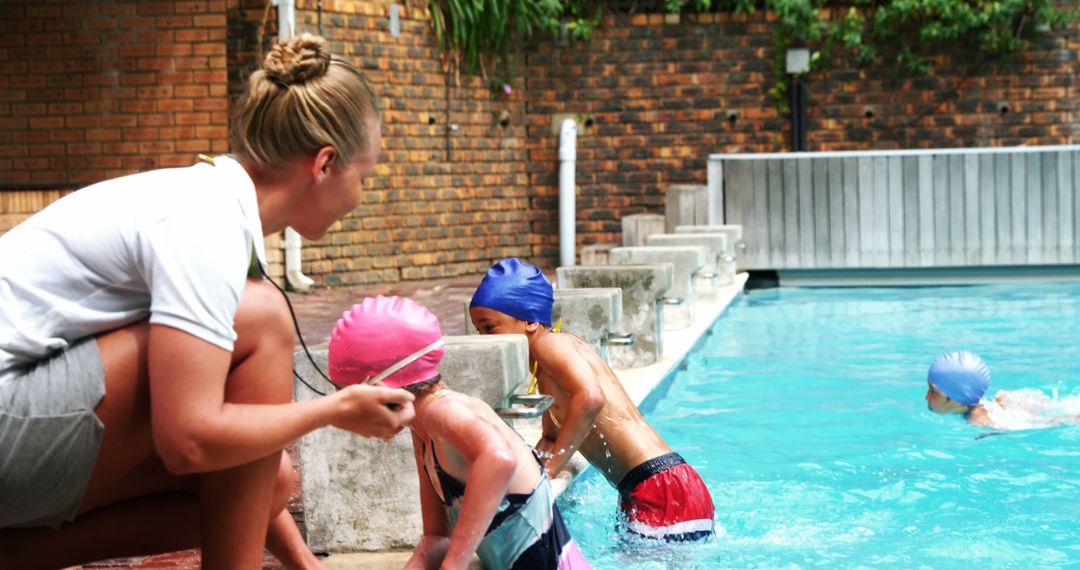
[0,339,106,529]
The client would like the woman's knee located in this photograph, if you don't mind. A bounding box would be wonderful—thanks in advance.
[226,280,295,404]
[234,280,294,351]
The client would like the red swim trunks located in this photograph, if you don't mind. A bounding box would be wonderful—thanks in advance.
[617,453,715,542]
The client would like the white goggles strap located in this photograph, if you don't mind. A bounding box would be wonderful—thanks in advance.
[365,338,445,385]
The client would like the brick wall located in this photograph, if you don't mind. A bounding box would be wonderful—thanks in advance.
[522,12,1080,267]
[0,0,230,187]
[290,1,532,285]
[3,4,1079,280]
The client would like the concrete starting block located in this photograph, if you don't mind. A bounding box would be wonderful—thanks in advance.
[675,224,743,249]
[609,246,705,330]
[294,334,529,553]
[645,232,731,297]
[621,213,664,247]
[552,287,622,360]
[580,243,617,266]
[556,264,673,369]
[665,184,709,233]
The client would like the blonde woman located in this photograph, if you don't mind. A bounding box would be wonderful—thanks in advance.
[0,34,412,569]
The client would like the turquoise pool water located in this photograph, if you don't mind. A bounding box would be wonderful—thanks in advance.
[558,283,1080,569]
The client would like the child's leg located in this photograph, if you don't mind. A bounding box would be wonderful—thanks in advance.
[267,452,328,569]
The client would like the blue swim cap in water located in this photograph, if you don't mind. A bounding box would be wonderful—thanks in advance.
[928,351,990,406]
[470,258,554,326]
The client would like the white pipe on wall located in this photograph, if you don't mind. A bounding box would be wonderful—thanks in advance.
[706,157,724,224]
[558,118,577,267]
[273,0,314,291]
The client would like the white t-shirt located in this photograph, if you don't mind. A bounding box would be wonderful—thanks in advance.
[0,156,267,385]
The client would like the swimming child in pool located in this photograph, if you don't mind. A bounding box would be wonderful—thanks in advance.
[925,350,1080,429]
[327,295,591,570]
[469,259,716,542]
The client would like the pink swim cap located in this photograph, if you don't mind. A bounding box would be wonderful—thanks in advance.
[327,295,445,388]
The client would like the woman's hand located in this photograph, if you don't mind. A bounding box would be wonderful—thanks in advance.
[331,384,416,439]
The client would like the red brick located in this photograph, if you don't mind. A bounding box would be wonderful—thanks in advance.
[25,33,62,47]
[50,156,88,170]
[159,99,194,112]
[156,43,193,57]
[103,142,139,154]
[117,16,157,30]
[158,70,195,84]
[102,115,138,128]
[175,56,209,70]
[120,100,158,113]
[86,128,120,142]
[50,130,84,143]
[14,158,49,170]
[121,128,160,141]
[174,112,210,126]
[31,170,67,184]
[138,58,176,71]
[138,141,176,154]
[192,43,225,56]
[62,3,104,18]
[156,15,194,29]
[175,2,209,14]
[194,125,227,139]
[193,14,226,27]
[174,28,209,42]
[192,70,226,83]
[24,5,61,18]
[136,85,174,98]
[174,84,207,97]
[11,76,46,89]
[136,30,176,43]
[192,98,227,111]
[139,114,174,127]
[11,103,46,116]
[43,18,80,32]
[67,142,102,156]
[138,2,176,16]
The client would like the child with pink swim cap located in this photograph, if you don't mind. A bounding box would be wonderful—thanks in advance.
[328,296,591,570]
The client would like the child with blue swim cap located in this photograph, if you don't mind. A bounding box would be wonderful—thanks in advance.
[926,351,1080,429]
[470,258,716,542]
[925,350,993,425]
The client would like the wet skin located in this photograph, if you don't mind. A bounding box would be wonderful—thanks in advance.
[470,306,672,486]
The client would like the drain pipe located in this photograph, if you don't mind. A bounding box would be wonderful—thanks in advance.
[558,118,577,267]
[273,0,314,291]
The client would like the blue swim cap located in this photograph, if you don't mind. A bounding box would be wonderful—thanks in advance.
[470,258,554,326]
[928,351,990,406]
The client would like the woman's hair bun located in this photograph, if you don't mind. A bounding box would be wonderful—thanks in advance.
[262,33,331,86]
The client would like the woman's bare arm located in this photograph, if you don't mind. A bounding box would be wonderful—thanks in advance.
[148,324,415,474]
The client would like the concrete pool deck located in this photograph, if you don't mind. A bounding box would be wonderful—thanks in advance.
[319,272,748,569]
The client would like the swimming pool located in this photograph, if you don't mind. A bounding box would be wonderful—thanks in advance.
[559,282,1080,569]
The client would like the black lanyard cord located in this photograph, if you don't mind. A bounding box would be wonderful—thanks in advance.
[258,263,334,397]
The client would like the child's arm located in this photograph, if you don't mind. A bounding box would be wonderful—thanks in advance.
[425,398,518,570]
[405,431,451,570]
[535,338,605,479]
[535,409,559,456]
